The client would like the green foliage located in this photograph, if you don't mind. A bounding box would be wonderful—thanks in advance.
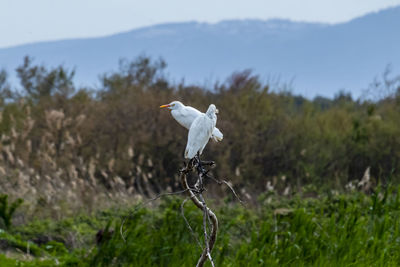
[0,229,43,256]
[42,240,68,256]
[90,199,202,266]
[1,191,400,266]
[0,194,23,229]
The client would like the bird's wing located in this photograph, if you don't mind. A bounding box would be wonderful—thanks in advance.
[185,106,202,117]
[185,115,213,159]
[172,106,202,130]
[211,127,223,142]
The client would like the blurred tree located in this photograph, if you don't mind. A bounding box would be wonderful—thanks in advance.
[16,56,75,101]
[0,56,399,201]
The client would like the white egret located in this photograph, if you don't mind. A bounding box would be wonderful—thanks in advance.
[160,101,223,142]
[184,104,218,159]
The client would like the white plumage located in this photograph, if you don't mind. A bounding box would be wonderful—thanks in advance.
[160,101,223,142]
[184,104,217,159]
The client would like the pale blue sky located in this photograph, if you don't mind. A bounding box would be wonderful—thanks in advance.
[1,0,400,48]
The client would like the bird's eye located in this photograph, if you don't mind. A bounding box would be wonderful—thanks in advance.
[172,104,175,106]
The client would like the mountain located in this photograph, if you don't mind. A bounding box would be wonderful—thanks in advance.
[1,6,399,98]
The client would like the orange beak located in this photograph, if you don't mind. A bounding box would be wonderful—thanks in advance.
[160,104,171,108]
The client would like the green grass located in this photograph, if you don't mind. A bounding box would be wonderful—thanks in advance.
[3,186,400,266]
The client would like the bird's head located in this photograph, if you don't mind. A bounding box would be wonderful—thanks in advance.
[159,101,184,110]
[206,104,218,116]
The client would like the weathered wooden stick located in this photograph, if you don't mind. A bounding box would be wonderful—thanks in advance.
[180,162,218,267]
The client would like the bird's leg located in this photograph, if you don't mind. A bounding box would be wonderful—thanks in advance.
[187,158,196,170]
[196,152,201,166]
[195,153,205,175]
[192,154,200,191]
[194,153,218,191]
[193,152,207,191]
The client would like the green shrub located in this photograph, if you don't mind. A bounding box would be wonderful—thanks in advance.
[0,194,23,229]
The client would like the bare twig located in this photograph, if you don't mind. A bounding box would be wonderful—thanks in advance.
[274,213,278,247]
[199,193,215,267]
[181,197,203,249]
[220,179,244,205]
[200,170,244,205]
[120,188,189,242]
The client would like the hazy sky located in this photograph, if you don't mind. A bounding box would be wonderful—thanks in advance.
[1,0,400,48]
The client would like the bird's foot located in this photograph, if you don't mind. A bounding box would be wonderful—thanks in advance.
[186,158,197,170]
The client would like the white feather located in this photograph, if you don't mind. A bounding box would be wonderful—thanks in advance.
[164,101,223,142]
[184,104,217,159]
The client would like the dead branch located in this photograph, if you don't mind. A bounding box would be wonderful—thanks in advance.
[120,155,242,267]
[180,160,218,267]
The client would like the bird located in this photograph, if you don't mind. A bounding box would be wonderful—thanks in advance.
[160,101,223,142]
[184,104,218,159]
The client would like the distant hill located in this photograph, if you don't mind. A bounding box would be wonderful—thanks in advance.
[1,6,399,98]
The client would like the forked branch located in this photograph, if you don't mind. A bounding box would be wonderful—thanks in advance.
[180,160,218,267]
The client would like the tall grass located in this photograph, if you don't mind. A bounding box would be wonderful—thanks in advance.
[20,186,394,266]
[1,187,399,266]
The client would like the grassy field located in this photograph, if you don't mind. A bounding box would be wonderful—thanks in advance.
[1,185,400,266]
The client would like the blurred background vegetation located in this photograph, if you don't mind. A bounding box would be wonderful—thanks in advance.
[1,56,400,265]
